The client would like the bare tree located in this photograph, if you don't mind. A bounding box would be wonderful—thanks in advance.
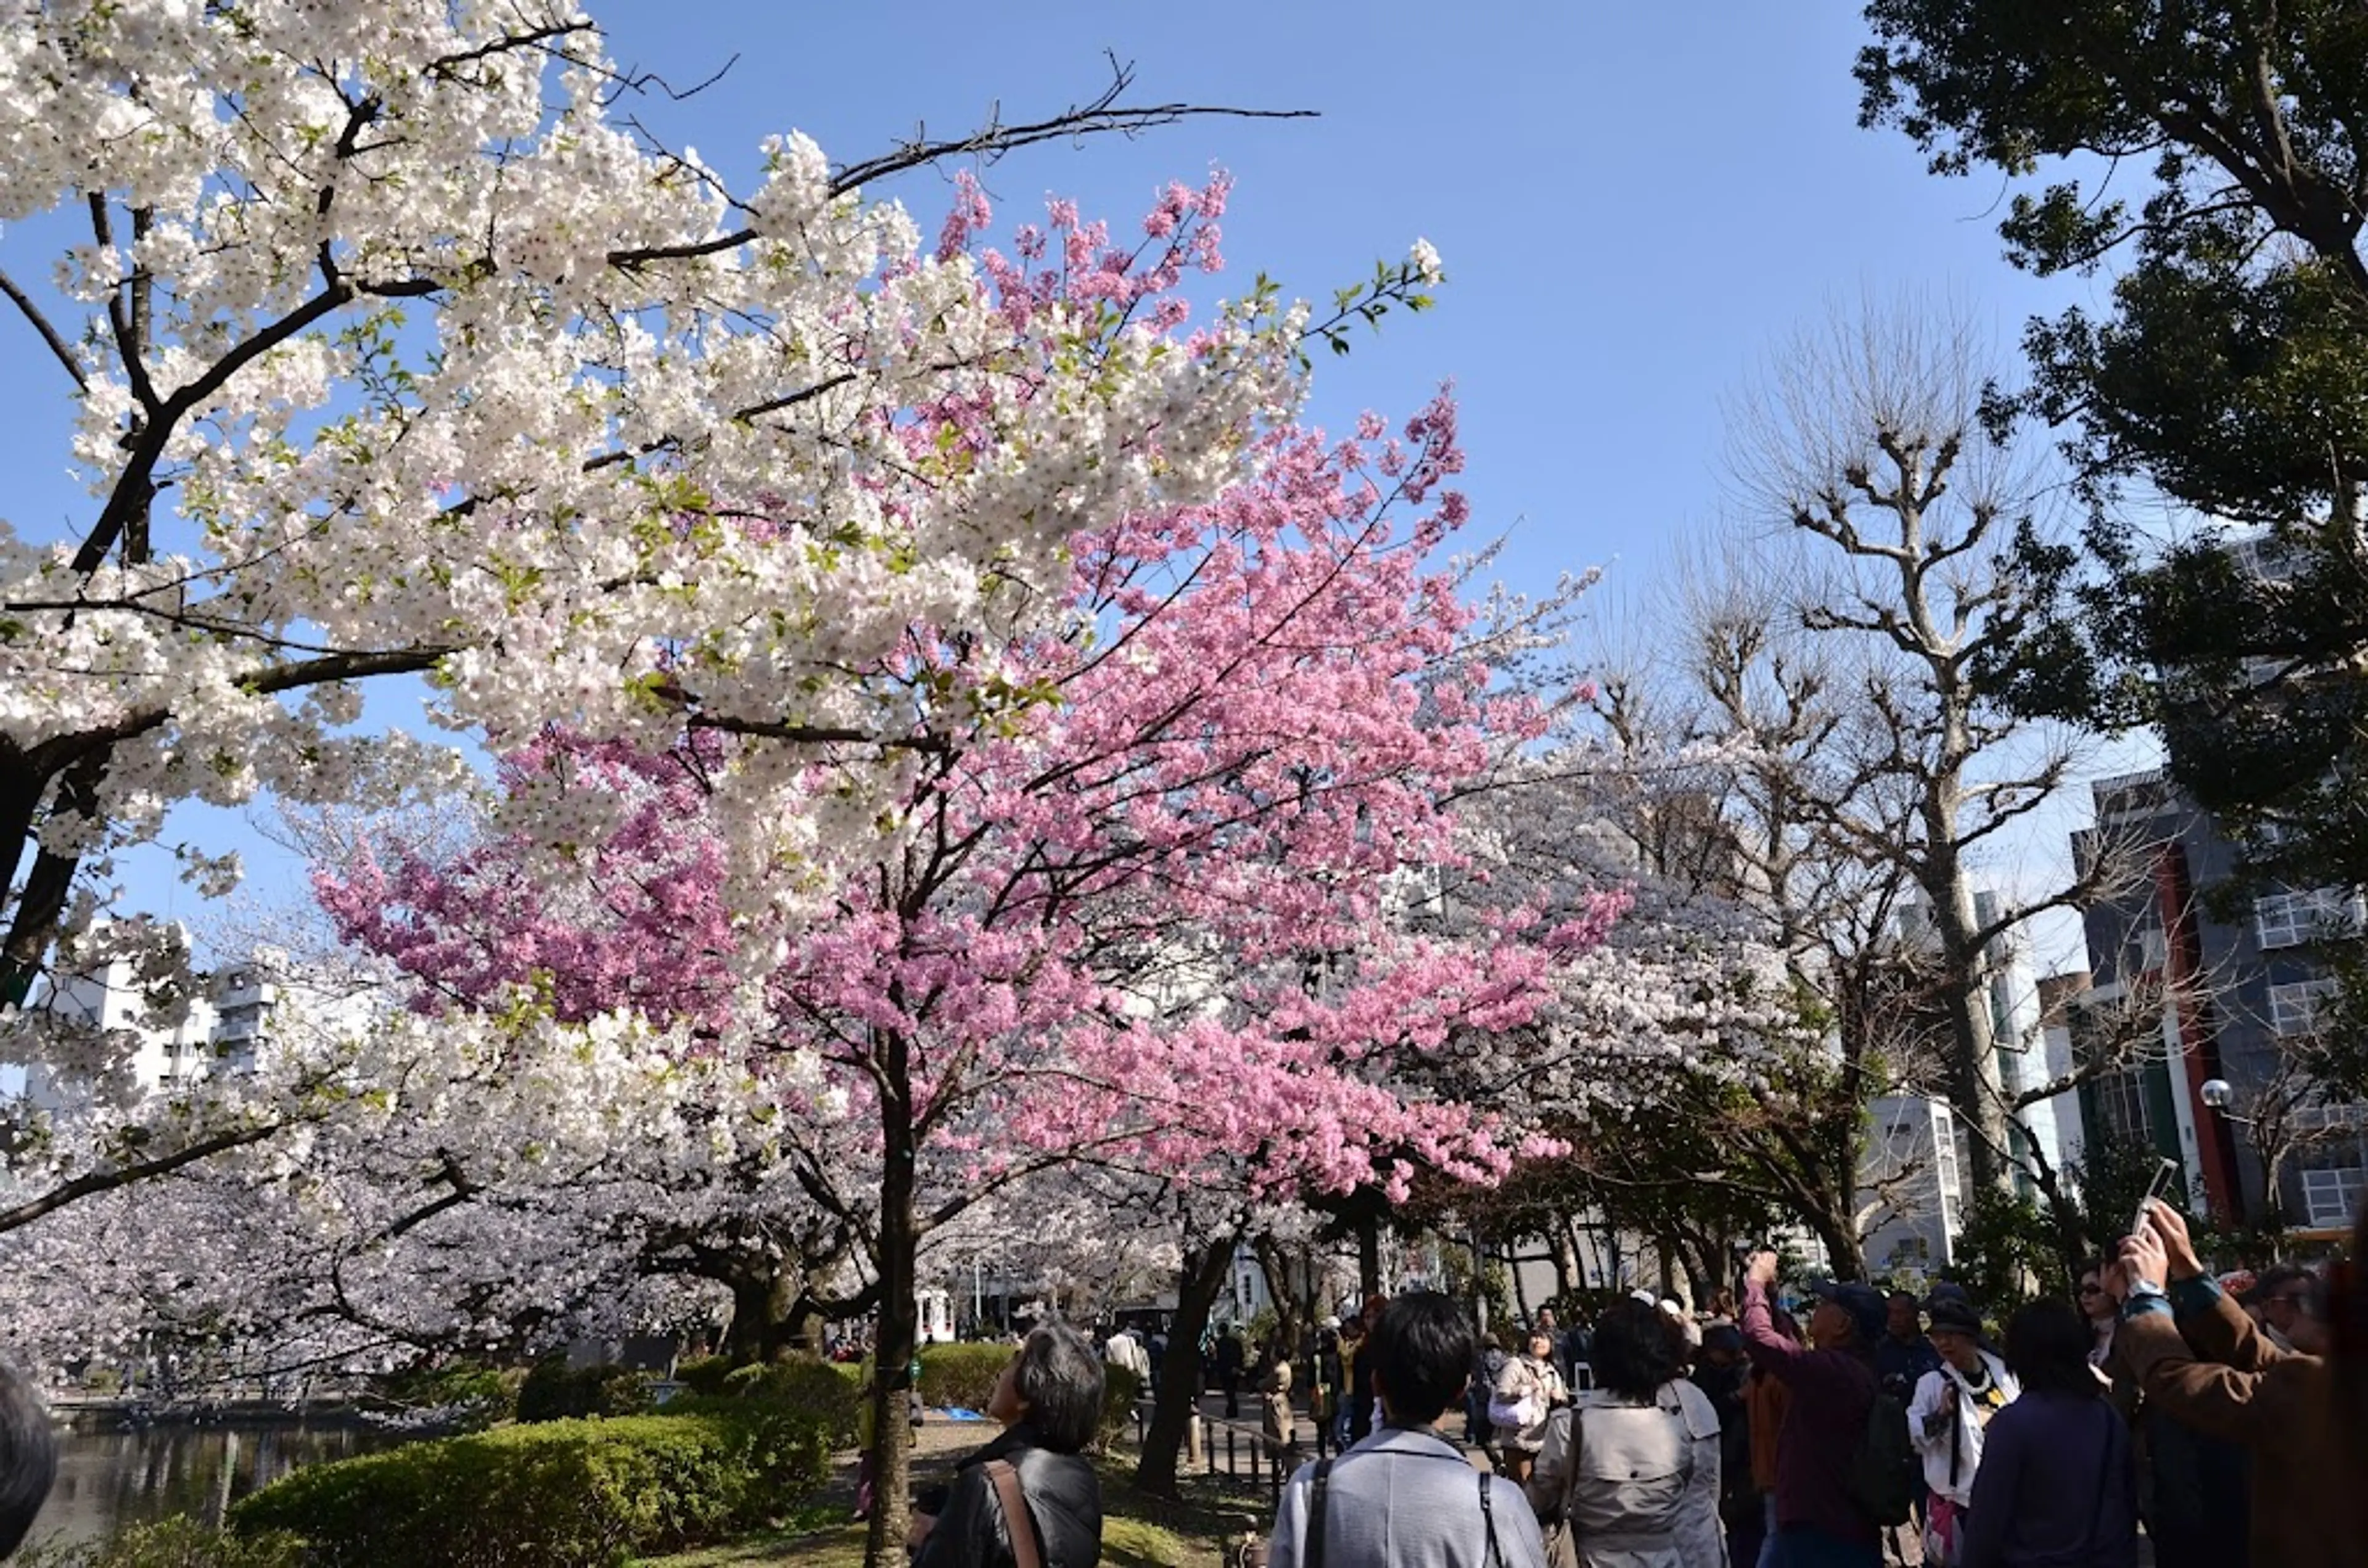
[1725,299,2156,1194]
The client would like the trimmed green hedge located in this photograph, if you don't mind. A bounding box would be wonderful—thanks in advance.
[715,1358,863,1448]
[373,1358,519,1430]
[17,1517,304,1568]
[916,1343,1009,1411]
[228,1407,826,1567]
[516,1355,655,1423]
[672,1355,737,1397]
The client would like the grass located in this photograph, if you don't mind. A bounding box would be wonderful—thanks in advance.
[637,1459,1262,1568]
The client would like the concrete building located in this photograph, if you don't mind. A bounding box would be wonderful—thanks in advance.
[2068,769,2368,1231]
[20,936,374,1107]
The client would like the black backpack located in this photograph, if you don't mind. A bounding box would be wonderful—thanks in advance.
[1847,1383,1917,1527]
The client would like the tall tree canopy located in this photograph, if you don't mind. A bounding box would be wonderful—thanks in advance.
[1857,1,2368,903]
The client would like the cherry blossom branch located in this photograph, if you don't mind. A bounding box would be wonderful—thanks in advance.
[0,1120,284,1235]
[0,267,86,390]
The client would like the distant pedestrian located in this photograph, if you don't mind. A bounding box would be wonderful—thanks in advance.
[1469,1329,1511,1451]
[1315,1318,1344,1437]
[1347,1295,1389,1443]
[1494,1325,1572,1485]
[1216,1326,1247,1419]
[1262,1339,1299,1459]
[1954,1300,2135,1568]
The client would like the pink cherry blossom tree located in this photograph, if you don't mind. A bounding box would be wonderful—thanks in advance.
[320,181,1616,1548]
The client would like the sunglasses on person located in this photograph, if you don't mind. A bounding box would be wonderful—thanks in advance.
[2078,1283,2105,1297]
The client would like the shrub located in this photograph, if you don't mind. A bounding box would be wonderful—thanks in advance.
[373,1358,517,1430]
[1098,1364,1143,1451]
[516,1355,654,1423]
[228,1407,826,1568]
[673,1355,737,1397]
[715,1358,863,1448]
[916,1343,1011,1412]
[17,1516,305,1568]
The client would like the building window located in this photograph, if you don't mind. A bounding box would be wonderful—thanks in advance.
[2253,889,2364,950]
[2267,979,2338,1036]
[2095,1067,2153,1143]
[2302,1167,2365,1229]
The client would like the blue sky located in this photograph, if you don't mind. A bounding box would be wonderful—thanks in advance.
[0,0,2111,948]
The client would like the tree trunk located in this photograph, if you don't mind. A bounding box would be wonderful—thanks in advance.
[1135,1229,1237,1497]
[1928,817,2014,1197]
[1356,1212,1382,1300]
[1804,1201,1868,1282]
[1252,1235,1307,1355]
[1550,1227,1577,1303]
[860,1051,920,1568]
[722,1265,797,1363]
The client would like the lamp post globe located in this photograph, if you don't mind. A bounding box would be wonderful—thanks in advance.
[2200,1078,2234,1111]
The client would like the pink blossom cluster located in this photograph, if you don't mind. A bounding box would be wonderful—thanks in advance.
[318,186,1621,1223]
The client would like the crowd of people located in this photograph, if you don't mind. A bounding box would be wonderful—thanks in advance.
[0,1199,2359,1568]
[897,1201,2362,1568]
[1252,1200,2366,1568]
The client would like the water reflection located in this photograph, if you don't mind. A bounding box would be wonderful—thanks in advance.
[32,1419,393,1547]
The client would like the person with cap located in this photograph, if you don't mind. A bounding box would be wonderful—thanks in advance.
[1740,1250,1882,1568]
[1904,1299,2017,1567]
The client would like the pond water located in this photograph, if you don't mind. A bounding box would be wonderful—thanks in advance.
[30,1418,394,1548]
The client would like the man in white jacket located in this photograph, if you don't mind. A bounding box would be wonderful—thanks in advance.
[1904,1297,2018,1566]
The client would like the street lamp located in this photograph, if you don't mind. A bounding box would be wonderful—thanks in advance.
[2200,1078,2239,1115]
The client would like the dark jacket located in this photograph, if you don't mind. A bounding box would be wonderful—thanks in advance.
[912,1424,1102,1568]
[1873,1331,1941,1405]
[1688,1360,1756,1527]
[1956,1390,2136,1568]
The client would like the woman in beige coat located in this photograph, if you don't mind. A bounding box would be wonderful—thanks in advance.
[1494,1326,1572,1484]
[1524,1299,1725,1568]
[1258,1339,1296,1458]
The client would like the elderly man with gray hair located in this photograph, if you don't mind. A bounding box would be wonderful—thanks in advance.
[912,1323,1106,1568]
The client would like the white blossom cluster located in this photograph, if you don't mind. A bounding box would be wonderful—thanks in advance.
[0,0,1314,1249]
[0,0,1302,938]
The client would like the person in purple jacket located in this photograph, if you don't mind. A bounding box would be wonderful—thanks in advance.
[1739,1250,1882,1568]
[1955,1300,2137,1568]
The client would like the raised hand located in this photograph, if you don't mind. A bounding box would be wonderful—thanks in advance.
[2142,1198,2203,1282]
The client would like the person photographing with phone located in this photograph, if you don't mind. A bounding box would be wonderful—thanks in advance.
[1737,1249,1883,1568]
[2109,1197,2361,1568]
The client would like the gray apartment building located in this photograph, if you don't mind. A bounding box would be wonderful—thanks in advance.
[2068,769,2367,1233]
